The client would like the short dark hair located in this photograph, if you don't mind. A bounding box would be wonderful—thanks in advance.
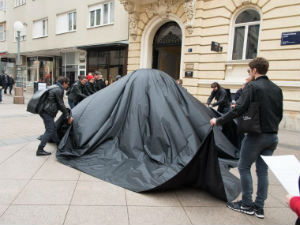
[249,57,269,75]
[211,82,219,88]
[78,75,86,81]
[57,76,70,85]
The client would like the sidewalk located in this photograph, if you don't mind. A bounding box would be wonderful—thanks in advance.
[0,92,298,225]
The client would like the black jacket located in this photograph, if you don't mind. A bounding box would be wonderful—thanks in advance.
[217,76,283,133]
[42,83,70,119]
[234,88,243,101]
[85,82,96,95]
[8,77,15,85]
[95,79,106,91]
[68,81,88,105]
[207,86,230,108]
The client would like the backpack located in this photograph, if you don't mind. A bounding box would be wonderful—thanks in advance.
[27,86,57,114]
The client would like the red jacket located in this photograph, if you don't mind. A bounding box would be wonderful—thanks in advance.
[290,196,300,217]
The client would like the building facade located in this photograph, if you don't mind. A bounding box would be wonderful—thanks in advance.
[119,0,300,131]
[0,0,129,87]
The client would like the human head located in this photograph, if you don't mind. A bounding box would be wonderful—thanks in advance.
[78,75,87,85]
[105,80,109,86]
[176,79,183,86]
[57,76,70,90]
[116,75,121,81]
[248,57,269,79]
[94,71,101,80]
[87,74,94,83]
[211,82,219,91]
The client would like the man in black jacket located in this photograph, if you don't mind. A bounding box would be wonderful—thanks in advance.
[210,57,283,219]
[85,74,96,95]
[37,77,73,156]
[8,75,15,95]
[68,75,88,106]
[3,71,9,94]
[206,82,230,113]
[94,71,105,91]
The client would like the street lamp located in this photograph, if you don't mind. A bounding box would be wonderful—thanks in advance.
[13,21,24,104]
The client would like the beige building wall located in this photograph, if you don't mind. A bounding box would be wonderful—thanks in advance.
[121,0,300,131]
[4,0,128,54]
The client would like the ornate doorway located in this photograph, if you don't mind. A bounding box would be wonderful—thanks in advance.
[152,22,182,80]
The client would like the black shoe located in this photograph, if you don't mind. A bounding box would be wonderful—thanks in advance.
[36,149,51,156]
[226,201,254,215]
[254,205,264,219]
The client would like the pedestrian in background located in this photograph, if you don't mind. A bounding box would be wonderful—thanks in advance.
[206,82,231,114]
[85,74,96,95]
[8,75,15,95]
[0,73,3,103]
[94,71,105,91]
[3,71,9,94]
[68,75,88,107]
[210,57,283,219]
[37,77,73,156]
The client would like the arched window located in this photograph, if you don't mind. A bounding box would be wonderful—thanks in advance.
[232,9,260,60]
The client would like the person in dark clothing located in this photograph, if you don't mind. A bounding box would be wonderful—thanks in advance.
[210,57,283,219]
[37,77,73,156]
[3,72,9,94]
[233,76,253,103]
[0,73,3,102]
[8,75,15,95]
[206,82,231,113]
[85,75,96,95]
[68,75,88,106]
[94,72,106,91]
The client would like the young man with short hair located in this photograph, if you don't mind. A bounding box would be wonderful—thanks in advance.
[210,57,283,219]
[37,77,73,156]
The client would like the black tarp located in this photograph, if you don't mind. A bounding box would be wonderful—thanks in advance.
[57,69,241,201]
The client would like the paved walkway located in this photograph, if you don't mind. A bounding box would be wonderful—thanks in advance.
[0,92,299,225]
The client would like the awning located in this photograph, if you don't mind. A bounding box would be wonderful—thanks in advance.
[77,40,129,50]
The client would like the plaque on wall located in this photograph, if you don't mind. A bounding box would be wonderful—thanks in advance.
[281,31,300,45]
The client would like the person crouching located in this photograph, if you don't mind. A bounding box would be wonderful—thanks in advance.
[37,77,73,156]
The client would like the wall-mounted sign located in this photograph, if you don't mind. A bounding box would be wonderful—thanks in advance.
[281,31,300,45]
[185,71,193,77]
[211,41,223,52]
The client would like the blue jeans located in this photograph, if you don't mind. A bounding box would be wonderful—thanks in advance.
[0,88,2,102]
[68,98,75,109]
[238,133,278,208]
[38,112,60,150]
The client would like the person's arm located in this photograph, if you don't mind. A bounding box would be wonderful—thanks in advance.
[73,85,88,99]
[54,89,70,119]
[215,84,252,126]
[207,91,215,105]
[212,89,227,107]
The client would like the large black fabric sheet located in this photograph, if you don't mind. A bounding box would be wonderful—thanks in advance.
[57,69,240,201]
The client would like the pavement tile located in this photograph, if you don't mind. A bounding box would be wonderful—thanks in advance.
[64,206,128,225]
[0,180,28,204]
[185,206,253,225]
[0,143,27,164]
[176,188,224,207]
[128,206,191,225]
[71,181,126,206]
[0,205,9,216]
[33,158,80,181]
[0,144,48,179]
[126,190,180,206]
[14,180,76,205]
[246,207,297,225]
[0,205,68,225]
[79,172,101,182]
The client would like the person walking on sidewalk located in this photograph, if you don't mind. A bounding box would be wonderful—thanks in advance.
[210,57,283,219]
[8,75,15,95]
[37,77,73,156]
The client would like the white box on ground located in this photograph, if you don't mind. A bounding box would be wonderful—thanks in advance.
[262,155,300,196]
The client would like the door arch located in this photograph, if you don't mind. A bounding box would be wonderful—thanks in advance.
[152,22,182,80]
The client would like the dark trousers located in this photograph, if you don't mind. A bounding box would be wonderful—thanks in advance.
[218,104,230,114]
[3,84,8,94]
[238,133,278,208]
[68,97,75,109]
[0,88,2,102]
[9,85,13,95]
[38,112,60,150]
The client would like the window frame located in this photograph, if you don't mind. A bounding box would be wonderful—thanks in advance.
[33,18,48,39]
[0,24,5,41]
[68,11,77,32]
[88,1,114,28]
[229,8,261,61]
[14,0,25,8]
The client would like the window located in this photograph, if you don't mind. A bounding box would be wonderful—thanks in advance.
[89,1,114,28]
[231,9,260,60]
[0,24,5,41]
[33,18,48,39]
[14,0,25,7]
[0,0,5,10]
[56,11,76,34]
